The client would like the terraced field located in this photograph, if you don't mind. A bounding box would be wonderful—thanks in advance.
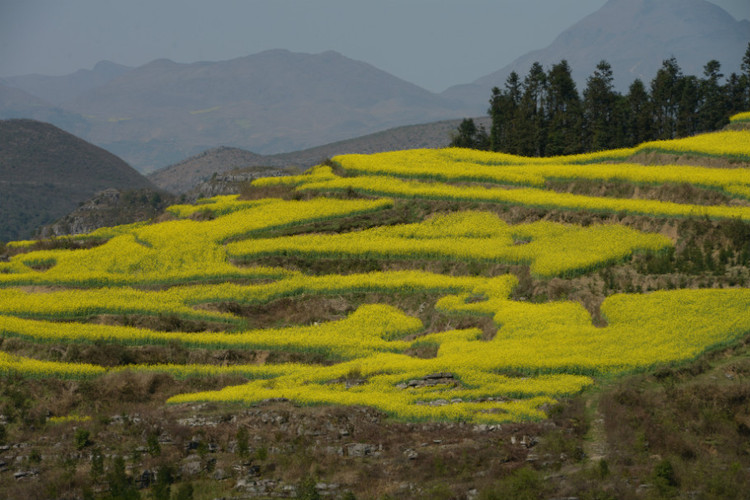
[1,121,749,498]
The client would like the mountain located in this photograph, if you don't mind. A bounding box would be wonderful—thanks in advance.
[0,119,156,242]
[0,82,90,135]
[3,60,132,107]
[39,187,174,239]
[148,116,491,194]
[444,0,750,112]
[148,146,285,194]
[56,50,473,172]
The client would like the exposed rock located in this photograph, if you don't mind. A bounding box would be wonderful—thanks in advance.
[183,166,295,201]
[177,415,221,427]
[180,456,203,478]
[212,468,230,481]
[13,469,39,480]
[315,482,341,496]
[235,478,289,496]
[397,372,458,389]
[344,443,381,457]
[40,188,172,238]
[137,469,154,489]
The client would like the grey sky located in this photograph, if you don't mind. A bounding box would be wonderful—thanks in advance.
[1,0,748,93]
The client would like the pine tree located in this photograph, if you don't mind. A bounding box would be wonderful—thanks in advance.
[583,60,618,151]
[625,79,653,146]
[725,73,747,115]
[450,118,479,148]
[651,57,682,139]
[488,72,521,152]
[697,60,728,132]
[516,62,547,156]
[741,42,750,107]
[450,118,489,150]
[676,75,699,137]
[545,60,582,155]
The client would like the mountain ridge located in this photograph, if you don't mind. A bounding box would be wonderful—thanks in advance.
[54,49,472,172]
[147,116,491,194]
[443,0,750,112]
[2,0,747,171]
[0,119,156,241]
[3,60,132,107]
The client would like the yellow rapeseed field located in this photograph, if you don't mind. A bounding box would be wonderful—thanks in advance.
[2,125,749,423]
[227,211,671,277]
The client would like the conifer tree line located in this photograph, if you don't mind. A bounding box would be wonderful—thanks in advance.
[451,43,750,155]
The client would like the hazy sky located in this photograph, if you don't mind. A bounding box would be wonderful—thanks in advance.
[1,0,748,93]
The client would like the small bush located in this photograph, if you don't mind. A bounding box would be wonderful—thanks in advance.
[296,475,321,500]
[75,428,91,450]
[90,448,104,480]
[146,432,161,457]
[105,456,139,500]
[174,483,193,500]
[152,465,174,500]
[652,458,679,496]
[236,427,249,459]
[480,467,545,500]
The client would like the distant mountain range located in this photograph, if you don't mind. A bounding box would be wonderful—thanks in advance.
[3,51,473,172]
[1,0,747,173]
[0,119,155,241]
[2,60,131,107]
[147,117,491,194]
[443,0,750,111]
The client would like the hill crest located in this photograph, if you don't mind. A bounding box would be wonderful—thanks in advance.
[57,50,472,172]
[0,119,155,241]
[444,0,750,111]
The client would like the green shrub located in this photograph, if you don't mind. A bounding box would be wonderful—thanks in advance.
[174,482,193,500]
[75,428,91,450]
[146,432,161,457]
[480,467,545,500]
[296,475,321,500]
[236,427,249,459]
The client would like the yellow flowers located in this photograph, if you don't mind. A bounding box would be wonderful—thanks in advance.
[0,304,421,360]
[0,351,105,379]
[287,172,750,221]
[637,130,750,161]
[228,211,671,277]
[3,263,747,422]
[0,197,392,286]
[729,111,750,123]
[166,287,750,421]
[259,128,750,222]
[334,151,750,199]
[2,127,749,424]
[48,415,91,424]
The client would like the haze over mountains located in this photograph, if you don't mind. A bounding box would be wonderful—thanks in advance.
[3,60,132,107]
[2,51,473,172]
[0,0,747,175]
[444,0,750,110]
[147,117,490,194]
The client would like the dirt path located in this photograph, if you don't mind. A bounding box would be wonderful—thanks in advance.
[584,394,609,463]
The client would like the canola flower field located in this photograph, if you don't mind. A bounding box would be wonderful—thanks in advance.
[1,122,749,424]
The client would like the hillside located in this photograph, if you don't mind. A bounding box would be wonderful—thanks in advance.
[0,119,156,242]
[148,147,286,195]
[0,121,749,498]
[53,50,472,172]
[2,60,132,107]
[0,83,90,135]
[444,0,750,111]
[148,117,491,193]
